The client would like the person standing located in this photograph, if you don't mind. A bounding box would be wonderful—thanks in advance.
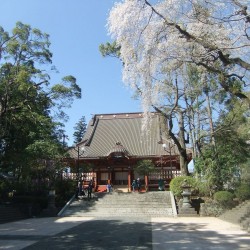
[131,180,136,192]
[107,183,112,193]
[137,178,141,192]
[87,180,93,200]
[158,179,165,191]
[75,181,81,199]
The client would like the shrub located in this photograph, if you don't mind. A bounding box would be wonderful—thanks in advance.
[234,183,250,201]
[195,179,213,197]
[13,195,48,208]
[134,160,155,175]
[169,176,197,198]
[200,198,225,216]
[0,180,12,201]
[55,179,76,207]
[213,191,234,208]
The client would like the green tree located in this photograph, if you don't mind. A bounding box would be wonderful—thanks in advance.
[0,22,81,180]
[195,96,250,191]
[73,116,87,144]
[134,160,156,176]
[99,41,121,59]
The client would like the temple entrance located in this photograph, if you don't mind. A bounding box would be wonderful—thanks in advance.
[114,171,128,185]
[100,172,109,185]
[96,170,131,192]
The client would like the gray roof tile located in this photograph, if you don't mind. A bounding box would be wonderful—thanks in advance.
[69,112,179,159]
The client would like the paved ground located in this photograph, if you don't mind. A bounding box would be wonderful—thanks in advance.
[0,216,249,250]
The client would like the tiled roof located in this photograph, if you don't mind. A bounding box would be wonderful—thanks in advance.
[107,142,129,157]
[69,112,179,159]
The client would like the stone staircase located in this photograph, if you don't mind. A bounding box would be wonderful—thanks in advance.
[219,200,250,232]
[61,191,176,218]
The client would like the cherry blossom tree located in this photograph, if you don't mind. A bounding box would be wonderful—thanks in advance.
[107,0,250,175]
[108,0,249,101]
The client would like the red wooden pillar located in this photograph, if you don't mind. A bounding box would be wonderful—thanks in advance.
[145,175,148,192]
[128,170,131,192]
[94,171,98,191]
[92,171,97,191]
[108,170,112,184]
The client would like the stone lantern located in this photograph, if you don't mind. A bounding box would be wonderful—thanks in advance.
[181,179,192,207]
[178,179,198,216]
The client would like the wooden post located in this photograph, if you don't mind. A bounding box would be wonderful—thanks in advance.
[128,170,131,192]
[145,175,148,192]
[94,171,98,191]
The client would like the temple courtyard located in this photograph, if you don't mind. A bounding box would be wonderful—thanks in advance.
[0,216,250,250]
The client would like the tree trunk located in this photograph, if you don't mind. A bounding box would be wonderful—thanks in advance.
[195,96,202,157]
[154,107,189,176]
[177,110,189,175]
[204,78,216,146]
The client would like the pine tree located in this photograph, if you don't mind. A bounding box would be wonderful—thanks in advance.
[73,116,87,144]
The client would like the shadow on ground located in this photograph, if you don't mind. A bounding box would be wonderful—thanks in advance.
[23,217,152,250]
[1,217,249,250]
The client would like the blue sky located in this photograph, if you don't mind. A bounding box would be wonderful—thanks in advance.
[0,0,141,145]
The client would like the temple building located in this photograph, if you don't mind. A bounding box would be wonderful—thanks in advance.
[67,112,192,192]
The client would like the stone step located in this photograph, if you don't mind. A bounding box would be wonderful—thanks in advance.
[64,209,174,217]
[219,199,250,231]
[93,194,170,200]
[65,208,174,213]
[241,218,250,230]
[68,203,172,210]
[70,205,172,210]
[231,208,250,214]
[94,199,170,203]
[62,191,175,218]
[65,213,174,218]
[95,199,172,203]
[66,207,173,213]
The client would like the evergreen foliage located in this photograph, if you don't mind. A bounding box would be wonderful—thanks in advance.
[194,96,250,191]
[99,41,121,59]
[169,176,197,197]
[234,183,250,201]
[134,160,155,176]
[73,116,87,144]
[213,191,235,208]
[0,22,81,187]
